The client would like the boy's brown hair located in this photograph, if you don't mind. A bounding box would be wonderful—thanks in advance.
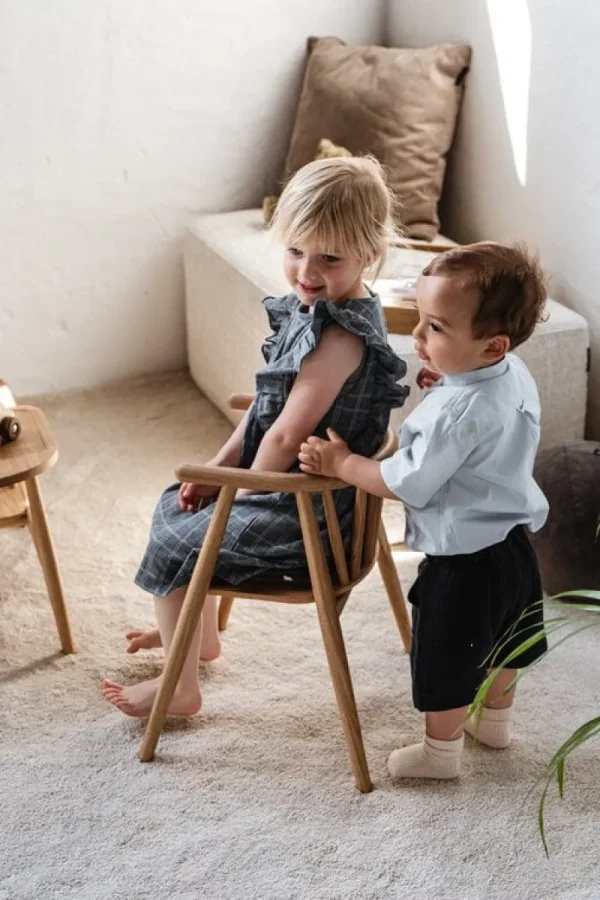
[422,241,547,348]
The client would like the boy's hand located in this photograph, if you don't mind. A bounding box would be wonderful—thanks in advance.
[416,366,442,390]
[299,429,351,478]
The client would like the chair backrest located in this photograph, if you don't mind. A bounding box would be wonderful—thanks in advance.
[322,428,398,586]
[224,393,399,587]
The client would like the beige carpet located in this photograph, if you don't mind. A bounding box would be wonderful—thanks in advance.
[2,372,599,900]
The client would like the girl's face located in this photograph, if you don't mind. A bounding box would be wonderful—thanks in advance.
[283,240,367,306]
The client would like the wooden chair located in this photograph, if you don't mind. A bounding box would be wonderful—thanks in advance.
[139,397,411,792]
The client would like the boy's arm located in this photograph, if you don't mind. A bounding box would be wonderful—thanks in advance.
[301,416,483,508]
[299,430,398,499]
[378,416,482,508]
[338,453,398,499]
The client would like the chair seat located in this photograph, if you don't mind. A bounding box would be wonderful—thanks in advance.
[212,563,375,604]
[0,482,28,528]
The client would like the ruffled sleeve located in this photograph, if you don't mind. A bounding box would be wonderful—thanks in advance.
[258,296,409,409]
[260,294,295,364]
[312,298,410,409]
[250,291,409,457]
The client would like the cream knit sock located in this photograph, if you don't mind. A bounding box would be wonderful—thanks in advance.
[464,705,512,748]
[387,734,463,780]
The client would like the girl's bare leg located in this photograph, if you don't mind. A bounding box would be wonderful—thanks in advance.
[125,595,221,661]
[198,595,221,661]
[103,587,203,717]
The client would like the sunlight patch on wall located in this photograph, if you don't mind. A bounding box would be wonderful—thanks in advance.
[487,0,532,185]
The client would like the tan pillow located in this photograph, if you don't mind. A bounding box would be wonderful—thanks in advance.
[284,37,471,240]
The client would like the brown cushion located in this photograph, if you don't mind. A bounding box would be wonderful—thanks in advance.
[283,37,471,240]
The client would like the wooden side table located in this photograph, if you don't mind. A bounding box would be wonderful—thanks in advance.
[377,240,455,335]
[382,296,419,335]
[0,405,75,654]
[375,276,420,336]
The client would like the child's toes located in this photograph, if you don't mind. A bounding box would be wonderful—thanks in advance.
[102,680,123,700]
[125,631,144,653]
[124,628,161,653]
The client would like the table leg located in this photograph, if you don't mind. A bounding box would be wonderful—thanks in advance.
[25,476,75,654]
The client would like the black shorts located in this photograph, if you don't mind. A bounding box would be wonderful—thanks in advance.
[408,526,548,712]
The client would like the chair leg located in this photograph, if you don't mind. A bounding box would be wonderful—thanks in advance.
[139,486,236,762]
[296,493,372,793]
[218,596,234,631]
[335,590,352,617]
[377,521,412,653]
[25,476,75,654]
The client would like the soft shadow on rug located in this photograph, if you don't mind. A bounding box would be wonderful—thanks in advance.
[1,372,599,900]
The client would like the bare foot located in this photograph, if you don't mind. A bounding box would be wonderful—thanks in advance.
[199,635,222,662]
[125,628,221,662]
[102,677,202,718]
[126,629,161,654]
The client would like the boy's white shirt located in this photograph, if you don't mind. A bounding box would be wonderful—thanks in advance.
[380,354,549,555]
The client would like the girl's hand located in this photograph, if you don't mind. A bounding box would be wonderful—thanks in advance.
[416,366,442,390]
[299,429,351,478]
[178,480,219,512]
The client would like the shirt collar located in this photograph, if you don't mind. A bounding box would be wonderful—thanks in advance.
[440,357,509,387]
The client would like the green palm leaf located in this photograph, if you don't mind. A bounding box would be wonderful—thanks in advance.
[470,591,600,854]
[536,716,600,856]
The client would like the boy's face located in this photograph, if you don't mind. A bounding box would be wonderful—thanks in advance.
[412,274,508,376]
[283,240,366,306]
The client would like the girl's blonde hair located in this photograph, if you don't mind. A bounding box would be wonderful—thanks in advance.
[270,156,400,278]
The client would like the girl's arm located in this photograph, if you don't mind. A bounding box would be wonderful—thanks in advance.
[247,324,364,477]
[210,410,250,467]
[179,410,250,510]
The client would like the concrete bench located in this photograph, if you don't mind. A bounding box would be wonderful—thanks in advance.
[185,209,589,448]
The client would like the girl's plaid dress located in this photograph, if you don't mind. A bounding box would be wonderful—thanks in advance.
[135,292,408,594]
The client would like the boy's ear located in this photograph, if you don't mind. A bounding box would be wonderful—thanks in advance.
[483,334,510,360]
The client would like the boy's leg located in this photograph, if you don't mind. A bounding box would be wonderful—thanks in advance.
[464,667,517,748]
[485,667,517,708]
[388,708,465,779]
[389,666,517,774]
[387,672,516,777]
[426,707,468,739]
[103,586,203,717]
[387,554,483,781]
[464,528,547,748]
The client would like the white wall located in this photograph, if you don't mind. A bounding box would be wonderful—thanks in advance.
[387,0,600,439]
[1,0,384,396]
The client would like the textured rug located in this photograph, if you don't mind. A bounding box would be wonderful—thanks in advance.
[1,372,599,900]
